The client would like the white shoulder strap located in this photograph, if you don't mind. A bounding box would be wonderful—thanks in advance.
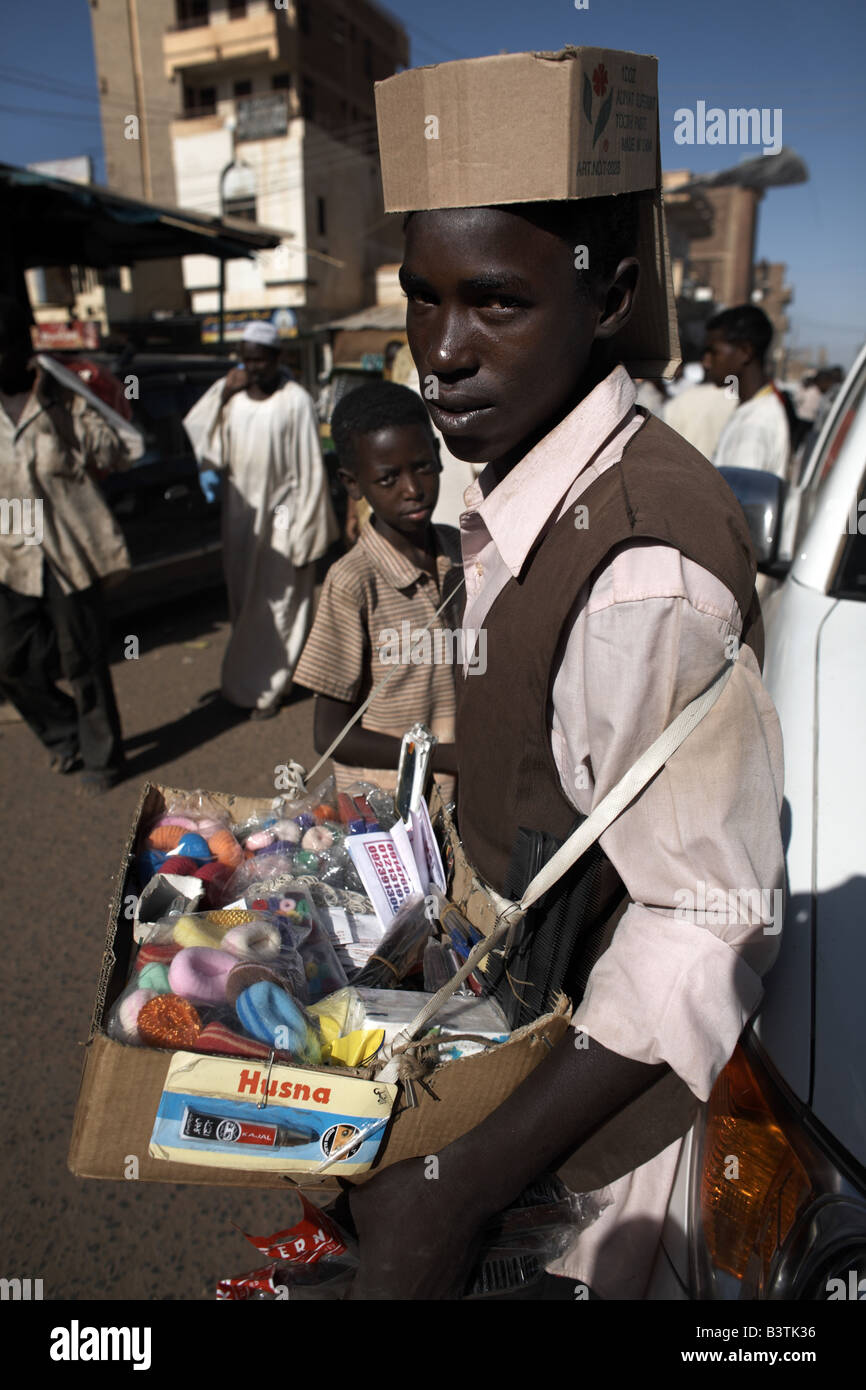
[396,654,739,1046]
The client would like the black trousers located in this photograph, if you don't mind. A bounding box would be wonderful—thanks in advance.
[0,568,124,773]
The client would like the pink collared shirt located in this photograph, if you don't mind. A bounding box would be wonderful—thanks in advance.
[458,365,785,1297]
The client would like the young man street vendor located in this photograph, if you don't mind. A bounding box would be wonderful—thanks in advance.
[339,50,785,1300]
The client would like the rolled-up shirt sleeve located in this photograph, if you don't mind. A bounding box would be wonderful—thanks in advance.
[551,543,785,1100]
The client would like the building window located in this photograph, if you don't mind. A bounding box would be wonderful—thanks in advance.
[183,84,216,115]
[175,0,208,29]
[272,72,291,90]
[301,78,315,120]
[298,1,311,36]
[363,38,373,78]
[228,0,247,17]
[234,79,252,97]
[317,196,327,237]
[224,194,257,223]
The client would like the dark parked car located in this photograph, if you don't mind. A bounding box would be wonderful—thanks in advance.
[89,354,233,615]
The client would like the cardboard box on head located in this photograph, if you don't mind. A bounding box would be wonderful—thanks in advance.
[375,46,681,378]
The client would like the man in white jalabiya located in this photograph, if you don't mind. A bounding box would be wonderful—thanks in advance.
[183,322,337,719]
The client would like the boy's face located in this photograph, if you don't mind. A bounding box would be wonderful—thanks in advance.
[400,206,631,466]
[342,423,441,539]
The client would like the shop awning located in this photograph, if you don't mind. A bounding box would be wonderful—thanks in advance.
[0,160,283,269]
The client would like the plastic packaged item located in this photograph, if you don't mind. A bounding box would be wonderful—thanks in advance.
[312,896,385,978]
[307,986,365,1046]
[106,908,320,1063]
[136,793,244,900]
[246,889,349,1003]
[357,988,510,1063]
[352,892,432,988]
[270,774,339,832]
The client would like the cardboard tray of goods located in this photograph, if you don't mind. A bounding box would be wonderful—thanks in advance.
[67,780,572,1190]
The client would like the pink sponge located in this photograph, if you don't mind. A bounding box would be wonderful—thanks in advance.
[169,947,236,1005]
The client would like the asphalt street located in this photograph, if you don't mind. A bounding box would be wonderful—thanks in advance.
[0,584,329,1300]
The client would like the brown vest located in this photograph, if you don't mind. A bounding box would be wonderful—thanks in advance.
[455,413,764,1188]
[457,412,763,892]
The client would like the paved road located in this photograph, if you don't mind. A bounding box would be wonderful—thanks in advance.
[0,588,332,1300]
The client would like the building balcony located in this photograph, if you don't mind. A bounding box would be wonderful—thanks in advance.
[163,11,284,79]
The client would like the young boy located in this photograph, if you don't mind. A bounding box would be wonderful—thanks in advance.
[293,381,463,800]
[340,50,785,1302]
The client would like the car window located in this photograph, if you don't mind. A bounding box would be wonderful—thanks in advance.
[797,360,866,548]
[128,372,224,467]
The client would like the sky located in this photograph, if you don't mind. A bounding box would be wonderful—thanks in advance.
[1,0,863,367]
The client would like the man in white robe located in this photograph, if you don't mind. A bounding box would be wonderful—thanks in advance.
[183,322,337,718]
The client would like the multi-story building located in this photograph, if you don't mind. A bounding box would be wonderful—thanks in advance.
[663,170,792,367]
[88,0,409,354]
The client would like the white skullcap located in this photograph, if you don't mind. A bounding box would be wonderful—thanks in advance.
[242,320,280,348]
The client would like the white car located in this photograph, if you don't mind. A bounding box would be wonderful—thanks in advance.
[648,343,866,1300]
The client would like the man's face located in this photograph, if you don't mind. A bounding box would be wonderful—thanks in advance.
[400,208,606,465]
[240,342,280,391]
[347,423,441,540]
[702,329,748,389]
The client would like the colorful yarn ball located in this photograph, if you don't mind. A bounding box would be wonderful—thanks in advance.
[173,915,227,949]
[174,833,213,862]
[159,855,199,876]
[225,962,284,1007]
[294,850,320,872]
[194,1021,272,1059]
[194,862,232,899]
[135,941,182,970]
[222,920,282,961]
[206,908,254,926]
[169,947,236,1005]
[313,803,337,822]
[147,824,185,853]
[208,828,243,869]
[137,848,167,883]
[245,829,276,851]
[154,816,199,830]
[137,993,202,1049]
[294,812,315,831]
[110,987,158,1044]
[235,981,312,1054]
[272,820,301,844]
[196,817,225,837]
[136,962,171,994]
[301,825,334,852]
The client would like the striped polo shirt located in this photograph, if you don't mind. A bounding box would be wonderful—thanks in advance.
[294,519,464,801]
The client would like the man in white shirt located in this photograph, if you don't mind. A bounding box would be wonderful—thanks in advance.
[183,322,337,718]
[702,304,791,481]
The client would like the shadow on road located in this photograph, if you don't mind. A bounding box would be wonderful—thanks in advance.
[120,687,246,778]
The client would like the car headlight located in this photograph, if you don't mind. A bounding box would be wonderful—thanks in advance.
[689,1039,866,1299]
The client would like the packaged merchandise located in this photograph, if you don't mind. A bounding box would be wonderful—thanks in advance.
[150,1051,397,1175]
[352,893,433,988]
[107,908,319,1063]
